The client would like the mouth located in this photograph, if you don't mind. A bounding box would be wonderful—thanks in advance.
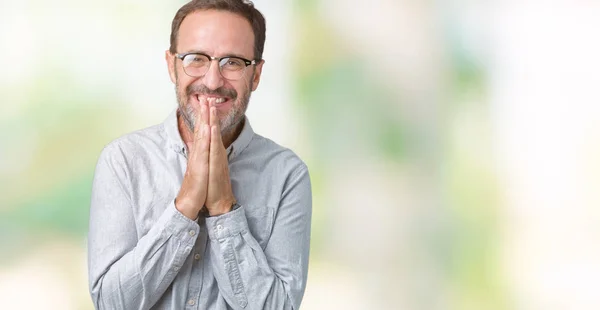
[193,94,232,107]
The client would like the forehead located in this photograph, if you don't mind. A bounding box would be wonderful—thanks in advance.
[177,10,255,58]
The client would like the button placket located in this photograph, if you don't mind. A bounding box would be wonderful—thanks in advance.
[185,227,207,308]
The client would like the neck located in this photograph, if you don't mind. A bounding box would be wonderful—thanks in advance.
[177,113,244,149]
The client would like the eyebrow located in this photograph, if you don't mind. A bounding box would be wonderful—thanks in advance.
[184,50,252,60]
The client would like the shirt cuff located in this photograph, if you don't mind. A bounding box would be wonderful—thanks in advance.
[161,200,201,246]
[205,206,248,241]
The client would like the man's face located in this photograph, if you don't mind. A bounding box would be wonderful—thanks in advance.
[166,10,264,133]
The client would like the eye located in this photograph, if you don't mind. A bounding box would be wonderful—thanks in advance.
[221,58,245,70]
[184,54,209,67]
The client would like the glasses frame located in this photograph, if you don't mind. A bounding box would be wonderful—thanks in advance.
[175,52,258,80]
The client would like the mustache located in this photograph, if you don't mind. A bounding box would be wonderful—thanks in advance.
[186,84,237,99]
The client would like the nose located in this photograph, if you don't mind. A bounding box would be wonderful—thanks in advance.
[202,60,225,90]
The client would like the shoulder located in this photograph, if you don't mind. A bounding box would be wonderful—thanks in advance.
[245,133,309,175]
[97,122,168,170]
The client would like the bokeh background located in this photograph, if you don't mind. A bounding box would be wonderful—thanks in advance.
[1,0,600,309]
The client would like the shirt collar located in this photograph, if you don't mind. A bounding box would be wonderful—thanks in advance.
[163,108,255,160]
[226,115,254,160]
[164,109,186,154]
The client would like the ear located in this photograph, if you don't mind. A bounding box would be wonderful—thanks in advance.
[250,60,265,92]
[166,50,177,84]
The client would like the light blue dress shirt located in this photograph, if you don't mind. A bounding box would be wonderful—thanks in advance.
[88,110,312,310]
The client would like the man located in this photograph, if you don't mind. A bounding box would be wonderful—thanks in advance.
[87,1,312,309]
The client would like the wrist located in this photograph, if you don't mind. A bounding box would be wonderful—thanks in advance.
[175,195,203,220]
[208,199,237,217]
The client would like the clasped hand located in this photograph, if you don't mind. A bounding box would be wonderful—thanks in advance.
[176,97,236,219]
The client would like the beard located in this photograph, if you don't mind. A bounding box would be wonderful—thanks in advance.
[175,75,252,134]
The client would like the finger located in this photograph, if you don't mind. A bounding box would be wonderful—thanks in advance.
[209,105,222,141]
[201,97,209,128]
[186,142,193,156]
[210,123,225,157]
[201,124,211,154]
[209,101,218,128]
[210,106,224,148]
[208,124,222,192]
[190,125,210,176]
[194,98,208,142]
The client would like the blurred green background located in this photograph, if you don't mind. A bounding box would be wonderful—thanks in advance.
[1,1,600,309]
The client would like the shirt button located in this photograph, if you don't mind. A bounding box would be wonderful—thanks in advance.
[216,225,223,231]
[194,253,201,260]
[188,299,196,306]
[173,266,180,271]
[189,230,196,236]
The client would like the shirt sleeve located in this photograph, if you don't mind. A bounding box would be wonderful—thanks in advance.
[205,165,312,310]
[87,145,199,310]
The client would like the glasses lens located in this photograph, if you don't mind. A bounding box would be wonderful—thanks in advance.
[219,57,246,80]
[182,54,210,77]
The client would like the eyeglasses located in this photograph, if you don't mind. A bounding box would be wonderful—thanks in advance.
[175,52,257,80]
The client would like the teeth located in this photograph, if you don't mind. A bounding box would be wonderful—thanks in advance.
[195,96,226,104]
